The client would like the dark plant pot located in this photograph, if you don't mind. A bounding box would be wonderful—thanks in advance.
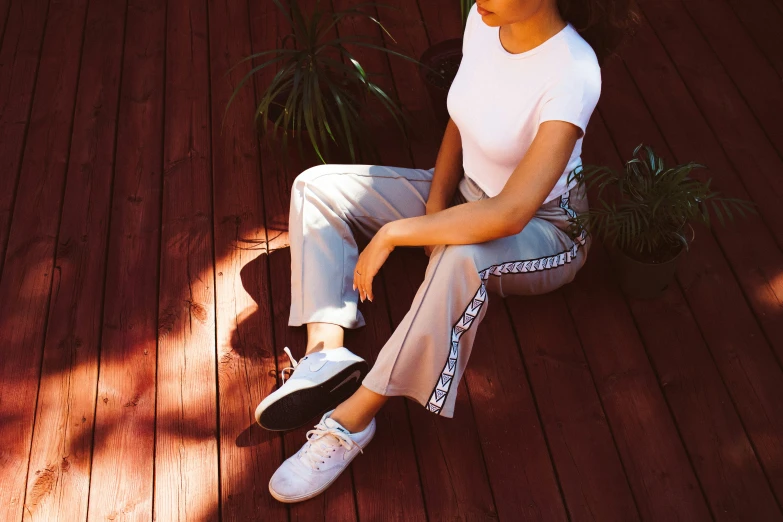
[609,245,685,299]
[418,38,463,127]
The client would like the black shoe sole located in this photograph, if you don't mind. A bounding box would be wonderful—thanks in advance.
[257,360,369,431]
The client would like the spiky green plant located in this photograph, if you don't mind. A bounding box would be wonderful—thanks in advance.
[567,144,756,262]
[223,0,422,164]
[460,0,476,28]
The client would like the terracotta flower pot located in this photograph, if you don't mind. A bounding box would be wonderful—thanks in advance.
[609,245,685,299]
[418,38,463,127]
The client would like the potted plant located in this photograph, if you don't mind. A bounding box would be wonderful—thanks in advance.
[418,0,474,126]
[568,144,755,299]
[224,0,422,165]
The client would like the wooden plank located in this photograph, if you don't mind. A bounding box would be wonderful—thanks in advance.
[414,0,462,44]
[625,286,782,519]
[0,0,12,44]
[20,0,126,520]
[504,288,641,521]
[259,236,358,521]
[331,0,414,165]
[245,0,360,518]
[599,56,783,507]
[588,110,782,520]
[636,1,783,253]
[464,303,569,521]
[374,0,441,168]
[678,0,783,157]
[384,249,498,521]
[85,0,164,519]
[327,2,430,519]
[413,3,599,520]
[262,251,358,521]
[617,17,783,364]
[0,0,49,278]
[762,0,783,24]
[0,0,89,518]
[154,0,219,520]
[557,200,712,520]
[372,0,501,518]
[207,0,286,519]
[717,0,783,80]
[346,279,428,521]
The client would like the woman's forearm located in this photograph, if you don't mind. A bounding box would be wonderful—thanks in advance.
[382,195,532,248]
[427,118,464,212]
[380,121,580,249]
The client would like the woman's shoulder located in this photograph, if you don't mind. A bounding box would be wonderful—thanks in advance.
[550,27,601,86]
[559,26,600,72]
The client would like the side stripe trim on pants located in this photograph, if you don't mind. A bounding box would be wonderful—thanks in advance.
[425,192,588,415]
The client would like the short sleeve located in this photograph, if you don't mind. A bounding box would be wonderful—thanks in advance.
[462,3,479,54]
[538,64,602,137]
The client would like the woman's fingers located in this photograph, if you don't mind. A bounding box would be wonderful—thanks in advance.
[353,262,368,302]
[353,268,363,300]
[358,266,370,302]
[363,272,374,301]
[353,269,373,302]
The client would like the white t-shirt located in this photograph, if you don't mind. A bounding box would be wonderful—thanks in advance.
[447,3,602,203]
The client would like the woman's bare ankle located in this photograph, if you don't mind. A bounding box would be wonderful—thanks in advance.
[329,386,387,433]
[305,322,344,355]
[329,408,372,434]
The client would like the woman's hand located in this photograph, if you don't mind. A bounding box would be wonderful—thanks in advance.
[353,226,395,302]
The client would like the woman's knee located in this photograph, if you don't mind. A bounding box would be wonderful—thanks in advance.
[292,164,338,192]
[436,243,483,274]
[290,164,344,215]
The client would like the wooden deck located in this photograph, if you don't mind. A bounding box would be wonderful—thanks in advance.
[2,0,783,520]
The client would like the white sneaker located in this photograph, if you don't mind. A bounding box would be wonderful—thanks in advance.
[255,346,368,431]
[269,410,376,503]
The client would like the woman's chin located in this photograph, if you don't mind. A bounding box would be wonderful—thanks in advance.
[480,15,500,26]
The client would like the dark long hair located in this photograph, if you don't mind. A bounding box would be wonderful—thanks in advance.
[557,0,641,64]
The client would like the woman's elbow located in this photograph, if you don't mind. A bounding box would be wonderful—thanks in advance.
[496,210,526,237]
[493,195,534,237]
[504,220,526,237]
[495,201,528,237]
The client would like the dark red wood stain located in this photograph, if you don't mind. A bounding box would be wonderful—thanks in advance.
[679,0,783,156]
[602,33,783,506]
[22,0,126,520]
[2,0,782,520]
[86,0,165,519]
[590,111,783,519]
[505,285,641,521]
[329,1,429,520]
[0,0,90,518]
[720,0,783,79]
[155,0,219,520]
[208,0,286,520]
[0,0,50,278]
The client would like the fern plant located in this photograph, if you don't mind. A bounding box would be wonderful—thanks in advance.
[567,144,755,263]
[224,0,421,164]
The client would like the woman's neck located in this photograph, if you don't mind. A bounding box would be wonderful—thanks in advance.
[499,8,567,55]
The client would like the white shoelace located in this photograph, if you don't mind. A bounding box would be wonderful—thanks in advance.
[280,346,302,385]
[300,422,362,471]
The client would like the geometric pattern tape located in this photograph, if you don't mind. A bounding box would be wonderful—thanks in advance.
[425,192,587,415]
